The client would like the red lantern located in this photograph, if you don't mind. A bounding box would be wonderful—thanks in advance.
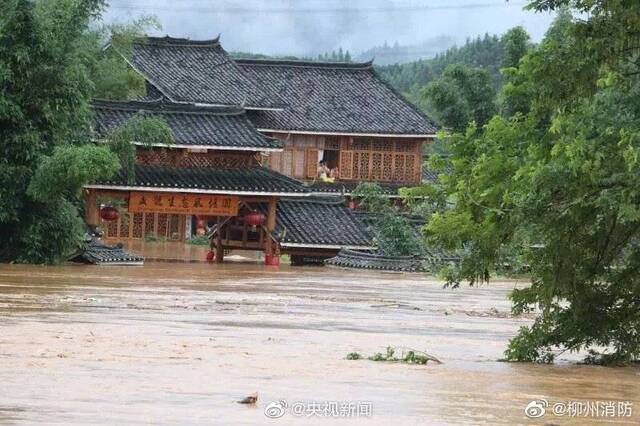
[100,206,119,222]
[206,250,215,262]
[245,210,265,231]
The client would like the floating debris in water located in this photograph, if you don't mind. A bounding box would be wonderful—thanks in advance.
[237,392,258,404]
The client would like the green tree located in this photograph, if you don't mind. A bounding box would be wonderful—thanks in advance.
[426,2,640,364]
[0,0,130,263]
[352,183,424,256]
[88,16,160,100]
[107,113,175,184]
[500,26,530,69]
[422,64,496,131]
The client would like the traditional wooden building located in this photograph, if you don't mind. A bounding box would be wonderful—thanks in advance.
[83,35,438,264]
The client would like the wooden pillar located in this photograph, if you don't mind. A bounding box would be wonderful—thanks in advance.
[264,197,277,258]
[215,216,224,263]
[84,189,100,226]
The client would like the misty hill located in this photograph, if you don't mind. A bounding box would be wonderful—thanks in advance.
[376,33,505,97]
[355,36,456,65]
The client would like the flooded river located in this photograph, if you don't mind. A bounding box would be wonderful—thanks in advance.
[0,263,638,425]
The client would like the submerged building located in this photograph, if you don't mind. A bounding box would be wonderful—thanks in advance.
[83,36,437,264]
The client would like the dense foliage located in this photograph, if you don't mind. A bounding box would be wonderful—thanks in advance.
[425,1,640,364]
[0,0,149,263]
[378,29,531,95]
[378,28,531,125]
[352,183,425,257]
[422,64,496,132]
[107,113,174,184]
[89,16,160,99]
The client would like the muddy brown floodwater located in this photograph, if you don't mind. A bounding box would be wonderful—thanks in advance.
[0,263,638,425]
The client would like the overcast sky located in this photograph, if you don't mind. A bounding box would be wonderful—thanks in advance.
[103,0,557,57]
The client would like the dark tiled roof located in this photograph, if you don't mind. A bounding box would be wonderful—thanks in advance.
[325,245,459,272]
[91,99,281,150]
[129,36,285,109]
[307,181,410,196]
[91,164,309,195]
[325,249,427,272]
[422,161,452,184]
[238,59,438,135]
[69,240,144,265]
[269,198,374,248]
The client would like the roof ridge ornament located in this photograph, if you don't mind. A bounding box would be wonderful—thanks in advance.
[138,35,221,47]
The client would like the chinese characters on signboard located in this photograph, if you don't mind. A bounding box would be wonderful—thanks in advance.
[128,192,239,216]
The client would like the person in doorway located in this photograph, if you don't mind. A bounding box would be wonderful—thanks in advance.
[329,167,340,180]
[318,160,334,183]
[317,160,330,178]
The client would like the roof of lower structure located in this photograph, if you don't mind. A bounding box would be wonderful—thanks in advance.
[128,36,286,109]
[69,239,144,265]
[422,161,452,184]
[92,99,282,150]
[87,165,309,196]
[307,181,409,197]
[266,198,374,249]
[237,59,438,135]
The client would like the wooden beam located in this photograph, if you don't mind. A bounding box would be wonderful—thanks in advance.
[84,189,100,226]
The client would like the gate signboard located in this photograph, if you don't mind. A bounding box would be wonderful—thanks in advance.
[128,192,239,216]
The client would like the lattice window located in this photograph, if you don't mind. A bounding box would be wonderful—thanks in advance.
[132,213,144,238]
[371,153,382,180]
[382,153,393,181]
[105,219,118,238]
[119,213,131,238]
[137,148,257,169]
[144,212,155,237]
[405,155,416,182]
[136,148,170,165]
[358,152,370,180]
[183,154,212,168]
[394,155,406,181]
[352,152,360,179]
[340,151,353,179]
[157,214,168,238]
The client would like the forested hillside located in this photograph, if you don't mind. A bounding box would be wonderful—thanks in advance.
[376,28,531,126]
[377,32,524,98]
